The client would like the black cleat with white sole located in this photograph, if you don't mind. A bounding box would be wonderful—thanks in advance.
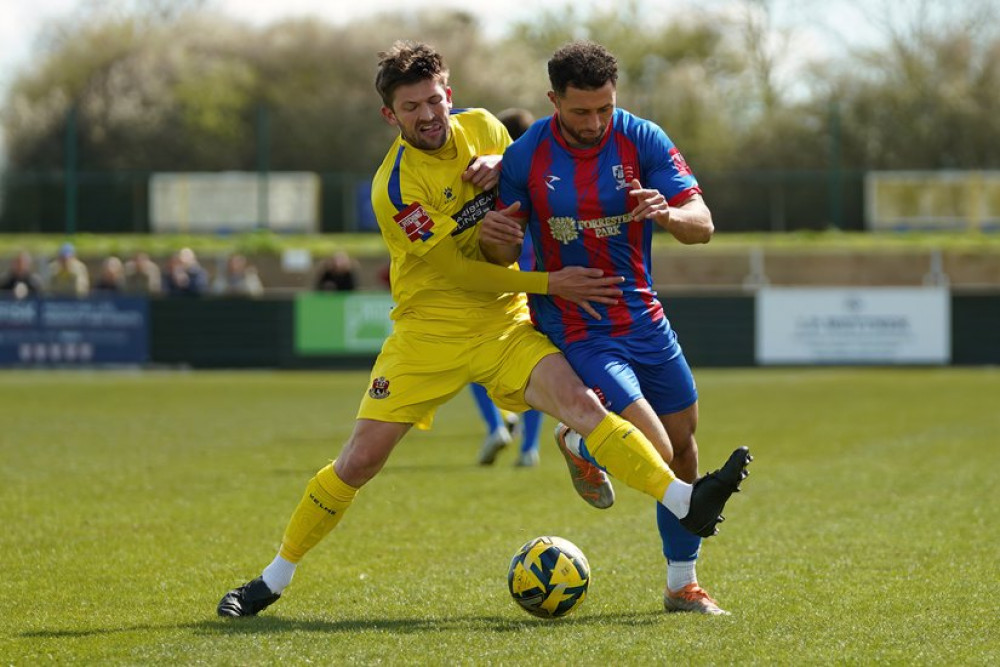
[680,446,752,538]
[217,576,280,617]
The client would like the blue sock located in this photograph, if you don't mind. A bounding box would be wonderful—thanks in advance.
[577,437,608,472]
[470,384,503,433]
[519,410,542,454]
[656,501,702,562]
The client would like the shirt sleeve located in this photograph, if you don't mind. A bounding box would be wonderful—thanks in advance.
[497,140,532,219]
[420,232,548,294]
[639,122,702,206]
[377,183,459,260]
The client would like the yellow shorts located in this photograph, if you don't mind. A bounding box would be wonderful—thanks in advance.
[357,319,559,430]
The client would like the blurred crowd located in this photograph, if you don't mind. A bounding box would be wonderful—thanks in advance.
[0,244,364,300]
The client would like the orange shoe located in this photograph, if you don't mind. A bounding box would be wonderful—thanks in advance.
[663,584,730,616]
[554,424,615,509]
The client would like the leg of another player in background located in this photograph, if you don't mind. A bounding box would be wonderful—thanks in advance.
[472,383,512,465]
[471,383,504,434]
[515,409,543,467]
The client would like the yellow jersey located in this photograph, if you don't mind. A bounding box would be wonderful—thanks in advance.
[370,108,530,336]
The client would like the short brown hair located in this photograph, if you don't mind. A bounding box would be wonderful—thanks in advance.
[375,41,449,108]
[547,41,618,96]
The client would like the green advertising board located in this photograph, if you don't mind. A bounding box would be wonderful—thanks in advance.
[295,293,395,354]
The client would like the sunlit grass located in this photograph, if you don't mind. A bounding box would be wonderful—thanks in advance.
[1,368,998,664]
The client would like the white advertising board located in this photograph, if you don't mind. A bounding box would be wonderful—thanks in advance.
[150,172,319,233]
[756,287,950,364]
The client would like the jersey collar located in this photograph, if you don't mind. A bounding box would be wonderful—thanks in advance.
[550,113,614,158]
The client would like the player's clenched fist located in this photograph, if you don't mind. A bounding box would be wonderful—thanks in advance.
[480,202,525,246]
[462,154,503,190]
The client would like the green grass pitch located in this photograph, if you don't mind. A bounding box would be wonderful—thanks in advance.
[1,368,998,664]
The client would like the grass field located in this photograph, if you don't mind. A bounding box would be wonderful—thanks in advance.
[2,368,998,664]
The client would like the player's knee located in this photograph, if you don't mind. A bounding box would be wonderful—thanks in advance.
[334,442,384,488]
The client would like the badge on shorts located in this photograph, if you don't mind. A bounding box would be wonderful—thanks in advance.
[393,202,435,242]
[592,385,611,409]
[368,376,391,399]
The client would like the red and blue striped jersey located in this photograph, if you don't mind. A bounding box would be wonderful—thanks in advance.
[498,108,701,347]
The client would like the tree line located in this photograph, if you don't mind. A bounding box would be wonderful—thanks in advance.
[2,0,999,222]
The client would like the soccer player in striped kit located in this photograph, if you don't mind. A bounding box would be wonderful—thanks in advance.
[216,41,750,619]
[481,41,742,615]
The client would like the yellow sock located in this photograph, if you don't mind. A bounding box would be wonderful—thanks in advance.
[584,413,677,500]
[278,462,358,563]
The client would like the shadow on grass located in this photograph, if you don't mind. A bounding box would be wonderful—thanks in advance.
[271,464,475,477]
[199,610,665,635]
[20,610,663,639]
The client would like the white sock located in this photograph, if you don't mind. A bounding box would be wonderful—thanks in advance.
[561,427,585,457]
[261,554,297,594]
[661,480,693,519]
[667,560,698,593]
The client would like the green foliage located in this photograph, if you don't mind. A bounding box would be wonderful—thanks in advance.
[1,368,998,663]
[2,0,1000,180]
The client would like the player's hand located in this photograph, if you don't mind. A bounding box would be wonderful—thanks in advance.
[462,154,503,190]
[628,178,670,224]
[480,202,524,246]
[548,267,624,320]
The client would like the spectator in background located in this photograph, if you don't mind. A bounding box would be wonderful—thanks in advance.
[0,250,44,299]
[213,253,264,297]
[94,256,125,293]
[163,247,208,297]
[497,107,535,139]
[124,252,162,295]
[47,242,90,297]
[314,251,358,292]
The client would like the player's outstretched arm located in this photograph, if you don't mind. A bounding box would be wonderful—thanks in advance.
[421,234,623,319]
[628,179,714,245]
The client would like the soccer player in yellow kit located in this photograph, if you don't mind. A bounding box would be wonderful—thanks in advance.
[217,41,750,617]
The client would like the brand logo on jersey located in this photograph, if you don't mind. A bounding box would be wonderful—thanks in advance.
[669,147,692,176]
[368,376,391,399]
[612,164,635,190]
[544,174,561,191]
[443,187,454,201]
[393,202,435,242]
[452,190,497,236]
[546,213,632,244]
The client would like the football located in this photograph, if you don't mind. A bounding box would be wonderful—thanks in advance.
[507,536,590,618]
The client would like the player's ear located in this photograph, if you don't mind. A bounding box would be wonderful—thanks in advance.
[546,90,558,108]
[445,86,454,109]
[380,106,398,127]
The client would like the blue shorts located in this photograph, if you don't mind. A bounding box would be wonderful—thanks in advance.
[562,319,697,416]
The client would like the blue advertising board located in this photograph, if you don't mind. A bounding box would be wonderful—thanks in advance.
[0,297,149,365]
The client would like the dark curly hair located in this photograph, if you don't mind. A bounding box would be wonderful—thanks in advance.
[547,41,618,96]
[375,41,450,108]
